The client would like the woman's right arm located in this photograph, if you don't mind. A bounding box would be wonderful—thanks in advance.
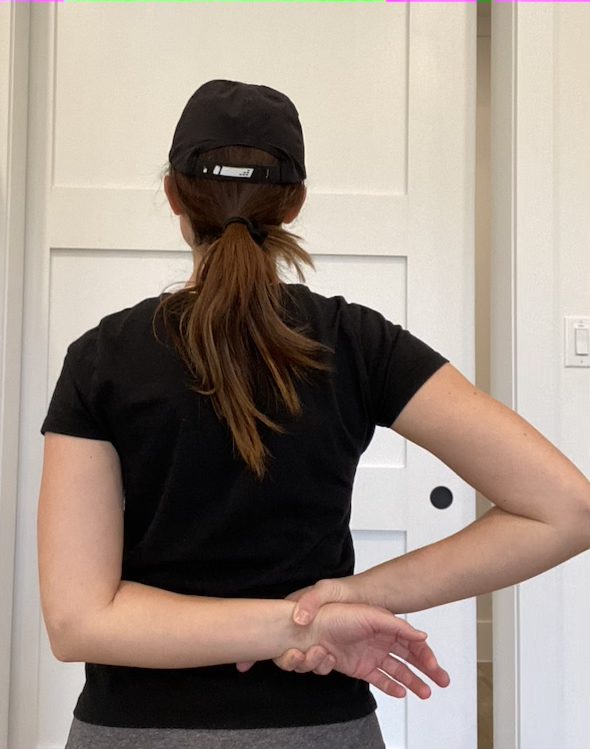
[38,434,312,668]
[56,580,311,668]
[39,432,327,672]
[55,577,443,699]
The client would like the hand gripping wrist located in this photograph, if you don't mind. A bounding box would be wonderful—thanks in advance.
[292,574,384,628]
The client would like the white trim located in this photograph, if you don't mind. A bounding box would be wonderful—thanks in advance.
[9,7,56,748]
[0,6,30,749]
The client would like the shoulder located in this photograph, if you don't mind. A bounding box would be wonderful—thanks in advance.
[280,284,397,355]
[282,283,368,323]
[66,295,161,363]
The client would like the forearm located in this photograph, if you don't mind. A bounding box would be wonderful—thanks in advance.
[59,580,309,668]
[355,505,590,615]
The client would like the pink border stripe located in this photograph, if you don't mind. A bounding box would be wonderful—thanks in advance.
[386,0,478,3]
[386,0,590,3]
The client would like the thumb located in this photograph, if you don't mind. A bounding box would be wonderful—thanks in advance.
[292,579,340,626]
[236,661,255,672]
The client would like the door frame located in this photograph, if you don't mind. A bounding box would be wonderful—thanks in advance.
[0,6,30,749]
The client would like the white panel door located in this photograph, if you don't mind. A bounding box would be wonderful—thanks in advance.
[13,5,476,748]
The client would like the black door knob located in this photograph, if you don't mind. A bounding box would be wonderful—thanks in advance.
[430,486,453,509]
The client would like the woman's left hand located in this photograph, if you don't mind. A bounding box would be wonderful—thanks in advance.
[237,643,336,675]
[237,626,447,684]
[236,604,448,690]
[236,585,335,675]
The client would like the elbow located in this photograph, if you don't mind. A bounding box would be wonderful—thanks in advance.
[542,470,590,550]
[47,617,81,662]
[53,642,73,663]
[562,498,590,554]
[580,505,590,548]
[47,601,114,663]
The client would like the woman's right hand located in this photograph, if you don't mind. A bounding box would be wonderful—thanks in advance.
[291,601,446,699]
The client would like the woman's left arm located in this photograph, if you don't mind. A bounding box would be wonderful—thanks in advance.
[271,364,590,629]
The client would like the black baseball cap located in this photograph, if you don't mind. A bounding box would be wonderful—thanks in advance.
[168,79,306,185]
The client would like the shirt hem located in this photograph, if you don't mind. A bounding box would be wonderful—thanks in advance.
[72,697,378,730]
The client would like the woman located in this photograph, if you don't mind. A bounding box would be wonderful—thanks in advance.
[37,79,590,749]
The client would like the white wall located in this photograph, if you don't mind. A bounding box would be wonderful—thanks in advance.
[491,5,590,747]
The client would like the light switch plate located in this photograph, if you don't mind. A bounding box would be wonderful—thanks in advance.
[564,316,590,367]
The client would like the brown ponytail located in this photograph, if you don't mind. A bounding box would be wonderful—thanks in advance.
[153,145,334,481]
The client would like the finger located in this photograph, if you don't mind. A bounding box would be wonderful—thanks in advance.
[390,639,451,687]
[292,596,320,626]
[408,641,451,686]
[276,649,306,672]
[378,654,432,700]
[390,617,429,641]
[292,580,342,626]
[236,661,256,672]
[407,656,450,687]
[369,611,430,645]
[293,646,330,673]
[313,654,336,676]
[363,668,408,699]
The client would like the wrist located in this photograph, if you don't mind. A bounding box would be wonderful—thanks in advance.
[282,600,317,652]
[347,571,388,611]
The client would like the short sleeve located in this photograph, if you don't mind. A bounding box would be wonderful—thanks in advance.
[40,333,111,441]
[348,302,450,428]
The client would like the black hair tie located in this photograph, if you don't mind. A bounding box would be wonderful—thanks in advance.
[222,216,268,247]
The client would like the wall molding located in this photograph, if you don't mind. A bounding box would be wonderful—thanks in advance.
[0,6,30,749]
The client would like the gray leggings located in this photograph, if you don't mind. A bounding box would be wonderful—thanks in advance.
[64,712,386,749]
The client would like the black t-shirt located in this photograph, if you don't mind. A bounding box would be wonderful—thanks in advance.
[40,282,449,729]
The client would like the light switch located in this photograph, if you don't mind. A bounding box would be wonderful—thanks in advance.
[575,327,589,356]
[565,316,590,367]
